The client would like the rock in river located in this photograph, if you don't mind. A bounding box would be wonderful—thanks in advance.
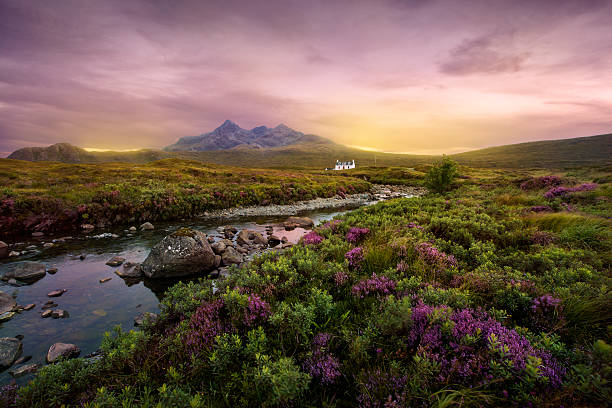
[283,216,314,230]
[105,256,125,267]
[47,342,80,363]
[140,228,216,278]
[221,246,243,265]
[0,291,16,315]
[134,312,158,326]
[140,222,154,230]
[0,337,22,369]
[3,261,46,282]
[10,363,39,378]
[47,289,67,297]
[115,263,143,279]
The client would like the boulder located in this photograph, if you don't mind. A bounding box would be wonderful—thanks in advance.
[283,216,314,230]
[140,228,216,278]
[4,262,46,282]
[236,230,251,245]
[211,241,226,255]
[140,222,154,231]
[10,363,39,378]
[115,263,143,279]
[251,232,268,246]
[214,254,222,268]
[0,291,16,315]
[105,256,125,267]
[46,343,80,363]
[0,241,8,259]
[224,226,238,234]
[134,312,158,326]
[0,312,15,322]
[222,246,242,265]
[207,236,215,244]
[0,337,22,368]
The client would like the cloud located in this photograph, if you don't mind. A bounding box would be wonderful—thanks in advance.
[439,34,530,76]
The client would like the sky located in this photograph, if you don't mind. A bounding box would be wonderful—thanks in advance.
[1,0,611,156]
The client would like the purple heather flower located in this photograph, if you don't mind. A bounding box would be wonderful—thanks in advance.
[531,231,554,246]
[334,270,349,286]
[184,299,229,355]
[346,247,365,270]
[544,183,597,199]
[520,176,563,191]
[351,273,396,298]
[243,293,271,327]
[346,227,370,243]
[414,242,457,269]
[302,231,324,245]
[407,222,424,230]
[529,205,553,213]
[303,333,342,385]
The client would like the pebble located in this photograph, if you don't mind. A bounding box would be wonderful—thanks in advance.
[43,243,54,248]
[99,277,112,283]
[47,267,58,274]
[23,304,35,311]
[41,310,53,318]
[47,289,67,298]
[51,309,69,319]
[7,279,17,285]
[31,232,44,238]
[13,355,31,365]
[10,363,39,378]
[8,251,19,257]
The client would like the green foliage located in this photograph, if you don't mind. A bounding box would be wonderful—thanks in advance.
[425,156,458,192]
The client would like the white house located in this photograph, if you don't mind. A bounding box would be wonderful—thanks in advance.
[334,160,355,170]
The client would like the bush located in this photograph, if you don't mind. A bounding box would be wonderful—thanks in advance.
[425,156,458,193]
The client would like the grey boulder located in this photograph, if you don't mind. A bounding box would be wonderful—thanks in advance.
[0,291,16,315]
[140,228,216,278]
[3,261,46,282]
[0,337,22,369]
[46,343,80,363]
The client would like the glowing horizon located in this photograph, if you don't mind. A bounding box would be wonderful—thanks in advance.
[1,0,611,156]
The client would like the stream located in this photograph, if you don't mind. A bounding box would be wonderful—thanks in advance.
[0,205,370,385]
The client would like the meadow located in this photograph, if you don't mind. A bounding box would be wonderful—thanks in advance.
[0,159,370,237]
[2,162,610,407]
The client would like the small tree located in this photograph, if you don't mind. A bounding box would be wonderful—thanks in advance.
[425,156,458,193]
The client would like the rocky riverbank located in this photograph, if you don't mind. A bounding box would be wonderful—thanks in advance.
[198,184,426,219]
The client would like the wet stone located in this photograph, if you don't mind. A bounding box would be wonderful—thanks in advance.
[99,277,112,283]
[47,289,67,297]
[41,310,53,318]
[105,256,125,267]
[10,363,39,378]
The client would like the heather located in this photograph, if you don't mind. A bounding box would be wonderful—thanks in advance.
[7,166,612,407]
[0,158,370,236]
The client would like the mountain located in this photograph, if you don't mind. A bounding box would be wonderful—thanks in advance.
[451,133,612,168]
[8,143,170,163]
[164,120,333,151]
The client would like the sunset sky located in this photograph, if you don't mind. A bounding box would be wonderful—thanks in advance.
[1,0,611,156]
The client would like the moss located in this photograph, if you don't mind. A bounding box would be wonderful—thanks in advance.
[171,227,198,238]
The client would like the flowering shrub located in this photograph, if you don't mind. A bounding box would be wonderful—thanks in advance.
[351,273,396,298]
[243,294,271,327]
[407,222,424,230]
[303,333,342,385]
[302,231,324,245]
[333,270,349,286]
[544,183,598,198]
[414,242,458,269]
[520,176,563,190]
[184,299,229,355]
[529,205,553,213]
[345,247,365,270]
[531,230,554,246]
[346,227,370,243]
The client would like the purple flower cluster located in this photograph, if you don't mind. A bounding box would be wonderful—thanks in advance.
[351,273,396,298]
[405,304,565,388]
[544,183,598,199]
[529,205,553,213]
[531,295,564,333]
[415,242,458,269]
[334,270,349,286]
[396,260,409,273]
[346,227,370,243]
[321,219,342,232]
[406,222,424,230]
[243,294,271,327]
[303,333,342,385]
[0,383,18,407]
[520,176,563,191]
[345,247,365,270]
[531,294,561,313]
[302,231,324,245]
[357,369,407,408]
[184,299,229,355]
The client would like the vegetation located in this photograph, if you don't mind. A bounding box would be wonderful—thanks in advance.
[0,158,370,236]
[425,156,458,193]
[4,165,611,407]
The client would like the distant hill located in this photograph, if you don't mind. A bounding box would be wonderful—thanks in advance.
[7,132,611,169]
[164,120,333,151]
[452,133,612,168]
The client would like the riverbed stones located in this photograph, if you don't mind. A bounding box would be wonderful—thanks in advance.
[0,312,15,322]
[47,343,80,363]
[0,291,16,315]
[115,263,143,279]
[31,232,44,238]
[134,312,158,326]
[81,224,94,230]
[207,236,215,243]
[51,309,69,319]
[267,235,282,246]
[0,241,8,259]
[140,222,154,230]
[47,289,66,297]
[140,228,216,278]
[23,304,35,311]
[47,267,58,274]
[41,310,53,318]
[9,251,19,257]
[211,241,226,254]
[251,232,268,246]
[221,246,242,265]
[10,363,39,378]
[3,261,46,282]
[0,337,22,368]
[214,254,222,268]
[283,216,314,230]
[236,229,251,245]
[129,226,137,232]
[99,277,111,283]
[105,256,125,267]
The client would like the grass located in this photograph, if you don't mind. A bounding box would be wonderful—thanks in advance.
[4,164,612,407]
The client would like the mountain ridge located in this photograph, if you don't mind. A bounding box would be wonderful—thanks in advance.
[164,120,334,151]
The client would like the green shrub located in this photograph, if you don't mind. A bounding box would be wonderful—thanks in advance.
[425,156,458,193]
